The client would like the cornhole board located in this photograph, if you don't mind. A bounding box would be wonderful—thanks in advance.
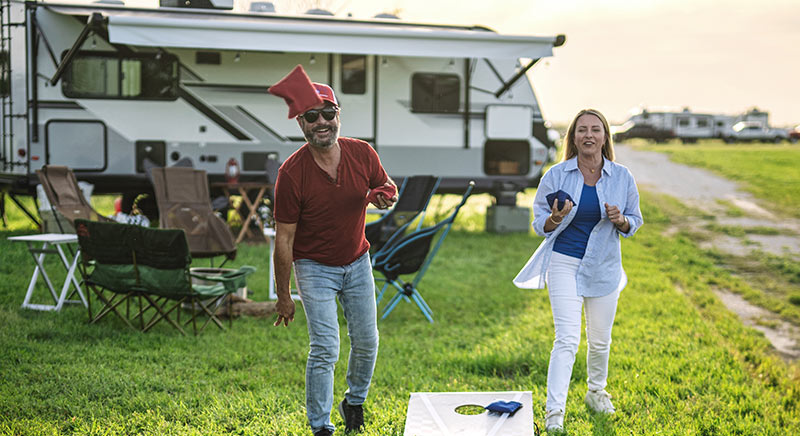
[404,391,533,436]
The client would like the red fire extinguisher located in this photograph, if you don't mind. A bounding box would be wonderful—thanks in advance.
[225,158,240,184]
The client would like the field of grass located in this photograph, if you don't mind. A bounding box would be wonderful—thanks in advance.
[1,187,799,435]
[639,141,800,219]
[633,141,800,326]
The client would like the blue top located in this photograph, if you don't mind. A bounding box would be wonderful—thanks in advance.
[554,184,600,259]
[513,157,643,297]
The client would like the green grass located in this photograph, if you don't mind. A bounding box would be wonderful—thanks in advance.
[639,142,800,219]
[715,199,746,217]
[633,142,800,325]
[1,190,799,435]
[703,223,783,237]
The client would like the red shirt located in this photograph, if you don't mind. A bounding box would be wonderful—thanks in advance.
[274,137,388,266]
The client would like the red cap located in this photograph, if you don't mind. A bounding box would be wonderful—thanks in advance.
[268,65,324,119]
[313,83,338,107]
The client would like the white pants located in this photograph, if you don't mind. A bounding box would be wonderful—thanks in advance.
[545,251,621,412]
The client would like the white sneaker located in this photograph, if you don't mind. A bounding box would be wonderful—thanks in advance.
[585,389,616,414]
[545,409,564,432]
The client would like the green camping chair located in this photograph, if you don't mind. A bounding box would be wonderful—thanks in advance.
[74,219,255,335]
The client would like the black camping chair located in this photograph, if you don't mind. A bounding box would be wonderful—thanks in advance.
[365,176,440,254]
[372,181,474,323]
[75,219,255,335]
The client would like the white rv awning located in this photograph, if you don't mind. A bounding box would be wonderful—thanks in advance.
[45,5,557,59]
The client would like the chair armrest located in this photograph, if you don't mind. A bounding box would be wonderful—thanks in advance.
[189,265,256,282]
[190,265,256,295]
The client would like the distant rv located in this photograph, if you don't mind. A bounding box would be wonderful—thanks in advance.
[0,0,565,215]
[613,107,777,143]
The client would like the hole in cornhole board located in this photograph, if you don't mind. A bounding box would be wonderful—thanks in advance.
[455,405,486,415]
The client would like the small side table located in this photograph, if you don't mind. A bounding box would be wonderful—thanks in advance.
[212,182,273,244]
[8,233,87,311]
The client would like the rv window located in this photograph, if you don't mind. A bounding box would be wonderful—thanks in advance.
[697,118,709,128]
[411,73,460,113]
[678,117,690,127]
[196,51,221,65]
[341,55,366,95]
[62,52,178,100]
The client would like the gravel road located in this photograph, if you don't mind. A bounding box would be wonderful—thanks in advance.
[615,145,800,258]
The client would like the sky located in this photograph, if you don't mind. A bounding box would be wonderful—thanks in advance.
[68,0,800,127]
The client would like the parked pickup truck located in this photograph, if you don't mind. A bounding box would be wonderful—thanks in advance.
[788,125,800,143]
[722,121,790,143]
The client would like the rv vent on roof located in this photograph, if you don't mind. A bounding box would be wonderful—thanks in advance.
[94,0,125,4]
[305,8,334,16]
[249,2,275,12]
[373,13,400,19]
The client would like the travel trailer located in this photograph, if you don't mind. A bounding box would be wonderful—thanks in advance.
[0,0,565,218]
[613,107,783,144]
[613,108,733,143]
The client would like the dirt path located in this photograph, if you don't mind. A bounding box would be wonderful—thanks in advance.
[615,145,800,258]
[614,145,800,360]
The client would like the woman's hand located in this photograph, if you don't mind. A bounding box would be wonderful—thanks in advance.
[544,199,573,232]
[604,203,629,231]
[550,199,573,224]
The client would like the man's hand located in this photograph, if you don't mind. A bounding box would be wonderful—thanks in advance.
[274,296,295,327]
[371,182,398,210]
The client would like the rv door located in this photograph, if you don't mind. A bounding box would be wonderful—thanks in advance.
[333,54,374,143]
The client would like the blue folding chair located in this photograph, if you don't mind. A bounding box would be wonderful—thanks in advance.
[372,181,474,323]
[365,175,440,254]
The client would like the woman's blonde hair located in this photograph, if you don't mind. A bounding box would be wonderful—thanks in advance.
[562,109,615,162]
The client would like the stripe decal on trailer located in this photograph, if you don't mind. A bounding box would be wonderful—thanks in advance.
[177,86,251,141]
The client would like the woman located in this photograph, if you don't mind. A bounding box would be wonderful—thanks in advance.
[513,109,643,432]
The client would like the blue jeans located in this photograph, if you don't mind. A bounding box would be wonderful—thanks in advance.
[294,252,380,434]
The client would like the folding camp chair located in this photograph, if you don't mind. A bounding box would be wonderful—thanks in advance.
[365,175,440,254]
[74,219,255,335]
[150,167,237,266]
[372,181,475,323]
[36,165,113,233]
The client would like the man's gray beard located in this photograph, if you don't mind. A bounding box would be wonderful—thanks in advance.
[306,126,339,149]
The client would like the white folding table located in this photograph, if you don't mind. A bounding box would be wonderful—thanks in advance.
[8,233,87,311]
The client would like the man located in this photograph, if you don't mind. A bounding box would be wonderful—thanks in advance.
[271,71,396,436]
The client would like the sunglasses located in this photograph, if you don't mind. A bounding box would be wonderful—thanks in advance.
[301,107,338,123]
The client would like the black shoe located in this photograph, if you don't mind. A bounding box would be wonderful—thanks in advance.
[338,399,364,433]
[313,429,333,436]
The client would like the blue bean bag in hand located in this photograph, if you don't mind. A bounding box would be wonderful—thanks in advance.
[545,190,575,210]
